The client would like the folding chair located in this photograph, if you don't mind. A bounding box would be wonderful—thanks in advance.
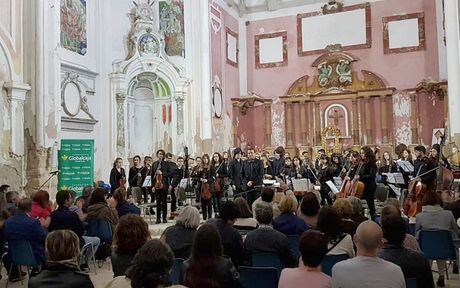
[79,242,97,274]
[86,219,113,268]
[169,258,184,285]
[287,235,300,264]
[6,239,39,287]
[252,252,282,274]
[321,253,349,276]
[418,230,457,279]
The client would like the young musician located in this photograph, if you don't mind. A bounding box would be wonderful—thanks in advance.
[413,145,437,190]
[331,153,343,177]
[271,146,286,178]
[357,146,378,219]
[280,157,295,183]
[228,148,244,195]
[110,158,126,195]
[315,149,326,170]
[317,155,335,205]
[171,156,188,208]
[128,155,144,190]
[261,154,274,179]
[191,156,202,203]
[199,154,214,220]
[242,149,264,205]
[211,152,227,216]
[151,149,172,224]
[167,156,179,217]
[430,144,451,170]
[141,156,153,204]
[292,156,308,179]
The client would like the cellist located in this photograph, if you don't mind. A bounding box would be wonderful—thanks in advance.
[357,146,378,219]
[413,145,437,190]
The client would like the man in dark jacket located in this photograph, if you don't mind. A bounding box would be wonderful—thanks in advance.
[379,215,434,288]
[413,145,437,190]
[242,149,264,205]
[151,149,174,223]
[245,202,296,269]
[228,148,244,195]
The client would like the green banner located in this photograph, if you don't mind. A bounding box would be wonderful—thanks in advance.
[58,139,94,196]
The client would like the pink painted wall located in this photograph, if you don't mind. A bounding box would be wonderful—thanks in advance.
[210,2,240,151]
[243,0,442,148]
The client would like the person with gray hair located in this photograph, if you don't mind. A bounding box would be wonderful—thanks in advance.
[244,202,296,268]
[332,221,405,288]
[348,196,367,225]
[161,206,200,259]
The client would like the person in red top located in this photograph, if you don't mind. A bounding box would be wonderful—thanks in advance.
[29,190,52,228]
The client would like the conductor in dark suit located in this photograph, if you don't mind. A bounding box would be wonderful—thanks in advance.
[151,149,173,224]
[242,149,264,205]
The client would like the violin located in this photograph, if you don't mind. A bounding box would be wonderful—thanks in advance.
[154,161,164,190]
[201,168,212,200]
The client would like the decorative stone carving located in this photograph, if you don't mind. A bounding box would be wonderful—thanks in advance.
[116,92,126,148]
[132,0,156,22]
[322,1,344,15]
[61,71,95,120]
[139,34,160,56]
[175,96,184,135]
[316,54,355,89]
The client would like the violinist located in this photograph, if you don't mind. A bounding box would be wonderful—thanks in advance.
[413,145,437,190]
[301,156,318,184]
[191,156,203,202]
[292,156,308,179]
[317,155,334,205]
[211,152,227,216]
[128,155,144,190]
[109,157,126,195]
[151,149,172,224]
[315,149,326,170]
[228,148,244,195]
[171,156,188,208]
[199,154,215,220]
[280,157,295,183]
[430,144,451,170]
[331,153,343,177]
[378,151,398,179]
[358,146,378,219]
[261,154,274,179]
[397,148,413,189]
[141,156,153,204]
[271,146,286,178]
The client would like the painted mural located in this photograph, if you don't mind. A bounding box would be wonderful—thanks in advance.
[60,0,87,55]
[159,0,185,57]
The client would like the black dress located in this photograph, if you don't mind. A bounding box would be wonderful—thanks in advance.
[359,161,378,218]
[109,167,126,194]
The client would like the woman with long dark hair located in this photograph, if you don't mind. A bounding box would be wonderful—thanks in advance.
[211,152,227,216]
[199,154,215,220]
[316,155,335,205]
[110,158,126,195]
[358,146,378,219]
[181,224,240,288]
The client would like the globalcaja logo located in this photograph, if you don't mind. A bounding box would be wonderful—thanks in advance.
[61,154,68,161]
[68,156,91,161]
[61,185,68,190]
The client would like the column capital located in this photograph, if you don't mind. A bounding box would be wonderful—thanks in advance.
[4,81,31,102]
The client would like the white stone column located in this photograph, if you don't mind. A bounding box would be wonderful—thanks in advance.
[200,0,212,142]
[445,0,460,144]
[4,82,31,156]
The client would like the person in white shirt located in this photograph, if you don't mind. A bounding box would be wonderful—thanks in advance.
[332,221,405,288]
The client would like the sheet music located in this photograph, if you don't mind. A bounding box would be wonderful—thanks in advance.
[333,177,343,187]
[292,178,310,192]
[263,179,277,186]
[388,184,401,197]
[326,180,340,194]
[396,160,414,173]
[142,176,152,187]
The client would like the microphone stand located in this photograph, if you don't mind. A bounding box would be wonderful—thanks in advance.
[38,172,59,191]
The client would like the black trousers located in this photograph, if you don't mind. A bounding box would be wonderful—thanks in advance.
[170,188,177,212]
[156,188,168,221]
[201,198,212,220]
[364,188,376,219]
[212,192,222,216]
[142,187,154,204]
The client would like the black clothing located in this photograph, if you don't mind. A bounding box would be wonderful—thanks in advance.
[49,206,85,247]
[181,257,241,288]
[109,167,125,194]
[28,263,94,288]
[141,165,153,203]
[317,165,335,205]
[128,166,144,188]
[111,252,135,277]
[151,160,174,220]
[228,159,244,193]
[271,157,285,178]
[413,157,437,189]
[163,224,196,259]
[242,159,264,204]
[359,161,378,218]
[207,218,246,268]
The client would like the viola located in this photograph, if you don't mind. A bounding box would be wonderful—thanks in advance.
[201,182,212,200]
[119,177,126,188]
[154,161,164,190]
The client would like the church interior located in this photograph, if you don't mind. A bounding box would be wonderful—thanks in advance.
[1,0,460,287]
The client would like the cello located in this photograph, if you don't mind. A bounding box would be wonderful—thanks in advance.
[345,161,365,199]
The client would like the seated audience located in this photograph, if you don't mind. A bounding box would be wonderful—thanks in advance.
[5,191,19,215]
[298,192,320,228]
[279,230,331,288]
[245,202,296,268]
[273,195,308,235]
[106,239,183,288]
[86,187,119,230]
[379,215,434,288]
[415,191,460,287]
[4,198,48,277]
[180,224,240,288]
[28,230,94,288]
[381,205,420,252]
[347,196,367,225]
[317,206,354,257]
[233,197,258,234]
[68,190,87,222]
[207,201,245,267]
[111,214,150,277]
[80,186,93,213]
[30,190,52,228]
[113,187,141,218]
[333,198,357,236]
[161,205,200,259]
[332,221,405,288]
[251,187,281,219]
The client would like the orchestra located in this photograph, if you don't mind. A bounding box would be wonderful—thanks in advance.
[110,141,459,223]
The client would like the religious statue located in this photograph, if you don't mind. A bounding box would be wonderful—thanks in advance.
[318,63,332,87]
[328,109,344,128]
[139,34,160,55]
[336,60,352,85]
[132,0,156,22]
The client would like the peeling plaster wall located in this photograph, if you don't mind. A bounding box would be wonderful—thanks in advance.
[393,91,412,145]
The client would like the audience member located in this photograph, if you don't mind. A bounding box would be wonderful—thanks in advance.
[113,187,141,217]
[86,188,119,230]
[233,197,258,234]
[333,198,357,236]
[415,191,460,287]
[298,192,320,228]
[80,186,93,212]
[30,190,52,228]
[0,185,10,194]
[181,224,240,288]
[379,215,434,288]
[332,221,405,288]
[317,206,354,257]
[106,239,183,288]
[207,201,245,267]
[4,198,48,278]
[0,193,10,280]
[273,195,308,235]
[111,214,150,277]
[251,187,281,219]
[68,190,86,222]
[348,196,367,225]
[161,205,200,259]
[28,230,94,288]
[381,205,420,252]
[279,230,331,288]
[245,202,296,268]
[5,191,19,215]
